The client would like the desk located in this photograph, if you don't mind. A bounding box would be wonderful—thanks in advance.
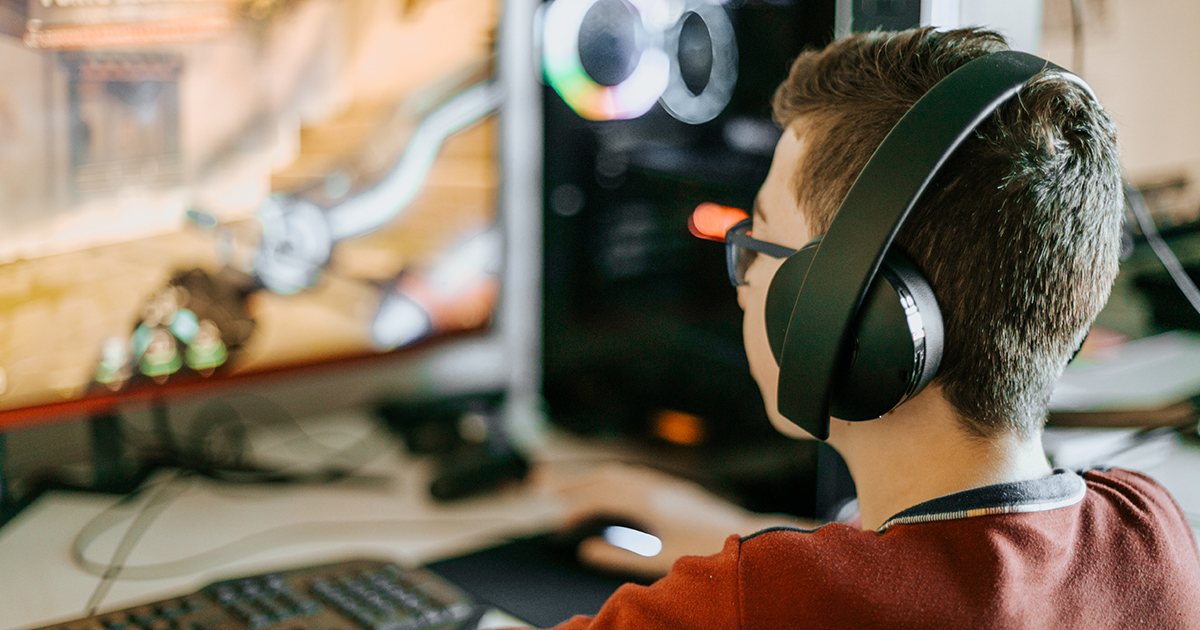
[1,414,1198,630]
[0,411,571,630]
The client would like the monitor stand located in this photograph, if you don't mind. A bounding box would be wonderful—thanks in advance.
[0,410,163,528]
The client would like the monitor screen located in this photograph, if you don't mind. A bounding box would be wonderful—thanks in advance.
[0,0,505,427]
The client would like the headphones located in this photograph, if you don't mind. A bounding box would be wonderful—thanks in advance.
[765,50,1097,440]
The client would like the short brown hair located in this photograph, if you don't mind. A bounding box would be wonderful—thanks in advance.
[772,28,1123,437]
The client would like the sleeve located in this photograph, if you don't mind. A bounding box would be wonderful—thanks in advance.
[539,535,744,630]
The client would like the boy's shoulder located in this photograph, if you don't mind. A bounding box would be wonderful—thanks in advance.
[730,468,1200,628]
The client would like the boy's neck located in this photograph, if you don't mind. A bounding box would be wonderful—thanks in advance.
[827,387,1053,531]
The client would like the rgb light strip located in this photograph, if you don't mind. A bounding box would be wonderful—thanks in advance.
[541,0,671,121]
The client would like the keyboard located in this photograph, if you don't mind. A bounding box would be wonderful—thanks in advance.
[33,559,483,630]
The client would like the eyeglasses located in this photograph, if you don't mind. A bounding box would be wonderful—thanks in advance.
[689,203,797,286]
[723,217,800,286]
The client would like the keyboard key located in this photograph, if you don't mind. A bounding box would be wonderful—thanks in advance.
[146,618,173,630]
[213,586,238,605]
[264,575,287,592]
[28,559,475,630]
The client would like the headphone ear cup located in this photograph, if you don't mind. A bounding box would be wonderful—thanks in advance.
[765,245,943,422]
[829,250,943,420]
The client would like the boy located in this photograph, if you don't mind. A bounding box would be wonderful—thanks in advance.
[541,27,1200,627]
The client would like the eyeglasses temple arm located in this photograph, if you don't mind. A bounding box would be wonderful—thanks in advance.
[726,229,798,259]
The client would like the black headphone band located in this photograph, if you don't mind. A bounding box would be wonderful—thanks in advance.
[772,51,1090,440]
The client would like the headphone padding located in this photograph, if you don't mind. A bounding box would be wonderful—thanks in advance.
[765,242,818,366]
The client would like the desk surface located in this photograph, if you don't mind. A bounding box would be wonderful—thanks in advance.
[2,416,1198,630]
[0,413,570,630]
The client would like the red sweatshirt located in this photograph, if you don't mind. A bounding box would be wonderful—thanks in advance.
[545,468,1200,629]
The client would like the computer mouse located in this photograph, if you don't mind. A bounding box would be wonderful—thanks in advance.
[547,515,663,559]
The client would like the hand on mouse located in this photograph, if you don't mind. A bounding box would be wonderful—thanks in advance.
[536,463,822,579]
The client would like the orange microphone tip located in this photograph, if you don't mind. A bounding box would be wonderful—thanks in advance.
[689,203,749,242]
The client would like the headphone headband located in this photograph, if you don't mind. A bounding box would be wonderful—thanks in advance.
[773,51,1083,440]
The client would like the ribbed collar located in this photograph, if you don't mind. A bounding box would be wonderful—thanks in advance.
[877,468,1087,532]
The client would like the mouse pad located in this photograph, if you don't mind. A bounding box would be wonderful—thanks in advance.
[427,534,654,628]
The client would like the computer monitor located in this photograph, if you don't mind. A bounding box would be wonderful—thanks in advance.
[0,0,543,478]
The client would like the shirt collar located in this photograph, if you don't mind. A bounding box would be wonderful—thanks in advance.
[877,468,1087,532]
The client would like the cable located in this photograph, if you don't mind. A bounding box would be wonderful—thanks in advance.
[72,403,400,613]
[73,513,519,583]
[70,408,480,589]
[1124,182,1200,317]
[71,395,505,614]
[1069,0,1086,76]
[82,470,192,616]
[141,397,392,487]
[192,422,390,487]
